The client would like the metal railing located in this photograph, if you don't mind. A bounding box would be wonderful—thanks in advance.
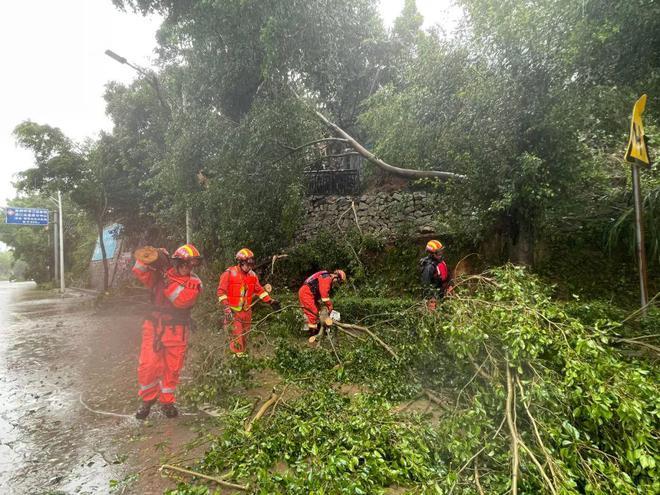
[304,169,360,196]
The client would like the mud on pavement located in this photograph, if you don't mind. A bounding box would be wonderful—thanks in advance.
[0,281,213,495]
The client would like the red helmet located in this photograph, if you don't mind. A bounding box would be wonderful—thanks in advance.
[172,243,202,265]
[333,269,347,283]
[425,240,444,254]
[236,248,255,263]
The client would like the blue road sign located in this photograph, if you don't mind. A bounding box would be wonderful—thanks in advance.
[5,207,49,226]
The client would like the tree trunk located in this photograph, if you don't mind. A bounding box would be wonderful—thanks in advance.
[509,218,534,267]
[309,104,466,181]
[97,221,109,292]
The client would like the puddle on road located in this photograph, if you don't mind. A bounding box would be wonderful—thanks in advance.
[0,282,212,494]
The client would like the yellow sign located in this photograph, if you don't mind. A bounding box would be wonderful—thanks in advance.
[624,94,651,167]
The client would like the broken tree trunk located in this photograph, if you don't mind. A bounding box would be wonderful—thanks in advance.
[310,107,466,181]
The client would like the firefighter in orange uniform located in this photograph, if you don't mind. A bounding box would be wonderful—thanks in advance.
[217,248,280,356]
[298,269,347,336]
[420,239,452,310]
[132,243,203,419]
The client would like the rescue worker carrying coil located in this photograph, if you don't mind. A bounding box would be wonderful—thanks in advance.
[132,243,203,420]
[420,239,452,310]
[298,269,347,335]
[217,248,280,357]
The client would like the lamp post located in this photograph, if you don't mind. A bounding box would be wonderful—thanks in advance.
[47,192,65,293]
[104,49,191,244]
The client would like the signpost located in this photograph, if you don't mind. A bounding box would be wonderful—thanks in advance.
[624,94,652,315]
[5,207,49,226]
[3,192,65,293]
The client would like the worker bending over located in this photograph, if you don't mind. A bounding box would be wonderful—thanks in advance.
[298,269,347,336]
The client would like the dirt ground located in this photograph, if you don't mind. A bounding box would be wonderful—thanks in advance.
[0,281,214,495]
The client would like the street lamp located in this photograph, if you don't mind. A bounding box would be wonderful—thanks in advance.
[104,50,171,117]
[104,49,193,243]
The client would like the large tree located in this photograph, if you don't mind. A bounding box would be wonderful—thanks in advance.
[13,122,135,291]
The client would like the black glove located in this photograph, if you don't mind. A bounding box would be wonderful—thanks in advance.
[270,299,281,311]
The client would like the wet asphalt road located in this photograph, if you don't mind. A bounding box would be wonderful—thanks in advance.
[0,281,203,495]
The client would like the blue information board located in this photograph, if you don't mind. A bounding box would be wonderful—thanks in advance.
[5,207,49,226]
[92,223,122,261]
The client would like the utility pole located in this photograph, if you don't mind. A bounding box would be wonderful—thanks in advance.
[52,212,59,283]
[57,191,65,293]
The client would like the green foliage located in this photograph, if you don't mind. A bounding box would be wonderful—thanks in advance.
[177,266,658,494]
[193,388,445,495]
[0,250,13,280]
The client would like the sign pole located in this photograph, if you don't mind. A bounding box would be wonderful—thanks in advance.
[53,213,59,284]
[624,94,652,316]
[631,163,649,314]
[58,191,65,293]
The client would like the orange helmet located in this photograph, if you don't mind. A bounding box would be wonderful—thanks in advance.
[172,243,202,265]
[333,269,347,283]
[425,240,444,253]
[235,248,255,263]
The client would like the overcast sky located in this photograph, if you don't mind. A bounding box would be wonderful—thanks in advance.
[0,0,461,205]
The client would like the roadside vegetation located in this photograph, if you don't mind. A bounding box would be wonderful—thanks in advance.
[0,1,657,492]
[161,264,658,494]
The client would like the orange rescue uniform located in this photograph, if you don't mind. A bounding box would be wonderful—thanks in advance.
[132,260,202,404]
[217,265,271,354]
[298,270,335,333]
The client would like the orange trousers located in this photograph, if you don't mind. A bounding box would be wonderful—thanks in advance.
[138,319,188,404]
[225,309,252,354]
[298,285,320,331]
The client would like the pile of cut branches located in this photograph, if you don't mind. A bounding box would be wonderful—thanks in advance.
[168,266,658,494]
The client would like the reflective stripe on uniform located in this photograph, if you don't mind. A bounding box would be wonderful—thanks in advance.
[160,387,176,394]
[167,285,184,303]
[321,297,331,302]
[140,380,160,391]
[218,295,228,302]
[134,261,149,272]
[258,292,268,300]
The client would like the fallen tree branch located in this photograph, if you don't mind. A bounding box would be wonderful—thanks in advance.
[506,366,519,495]
[337,326,367,341]
[334,321,400,360]
[614,337,660,355]
[516,376,561,487]
[245,392,279,433]
[278,137,349,151]
[270,253,288,275]
[423,389,450,410]
[351,200,363,236]
[474,457,485,495]
[79,393,133,419]
[621,291,659,323]
[160,464,249,492]
[306,99,466,181]
[518,440,558,495]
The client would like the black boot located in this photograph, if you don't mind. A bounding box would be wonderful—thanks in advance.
[135,400,155,420]
[161,403,179,418]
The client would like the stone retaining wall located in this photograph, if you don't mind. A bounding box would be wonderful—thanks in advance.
[298,191,445,241]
